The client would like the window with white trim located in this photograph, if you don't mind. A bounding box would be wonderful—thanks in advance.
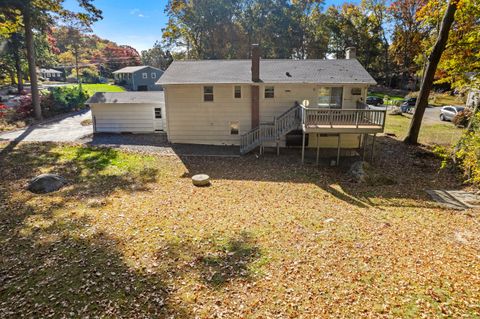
[317,87,343,109]
[204,86,214,102]
[234,86,241,98]
[265,86,274,98]
[142,72,148,79]
[230,121,239,135]
[151,72,157,79]
[154,108,162,119]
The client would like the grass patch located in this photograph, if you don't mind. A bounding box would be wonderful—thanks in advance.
[0,142,478,317]
[385,114,464,146]
[68,84,125,95]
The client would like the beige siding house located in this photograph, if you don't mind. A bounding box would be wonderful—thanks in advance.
[158,46,385,161]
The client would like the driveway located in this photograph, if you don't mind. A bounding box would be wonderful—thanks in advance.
[0,110,93,142]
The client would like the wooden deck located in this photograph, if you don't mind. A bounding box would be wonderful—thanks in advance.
[303,124,384,134]
[301,107,386,134]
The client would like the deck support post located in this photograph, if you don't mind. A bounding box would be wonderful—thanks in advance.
[316,133,320,165]
[336,134,341,166]
[371,133,376,163]
[276,141,280,156]
[301,131,306,164]
[362,134,368,161]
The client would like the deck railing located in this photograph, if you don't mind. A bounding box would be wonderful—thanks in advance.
[301,107,386,129]
[240,104,301,154]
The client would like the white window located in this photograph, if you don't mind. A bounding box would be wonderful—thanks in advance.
[142,72,148,79]
[154,108,162,119]
[151,72,157,79]
[318,87,343,109]
[234,86,241,98]
[230,121,239,135]
[265,86,274,98]
[204,86,214,102]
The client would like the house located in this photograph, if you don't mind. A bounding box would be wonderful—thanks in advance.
[39,68,63,81]
[157,45,385,162]
[112,66,163,91]
[87,92,166,133]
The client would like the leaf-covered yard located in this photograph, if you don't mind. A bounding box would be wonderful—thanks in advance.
[0,140,479,318]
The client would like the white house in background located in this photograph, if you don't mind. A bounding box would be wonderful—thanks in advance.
[39,68,63,81]
[158,46,385,162]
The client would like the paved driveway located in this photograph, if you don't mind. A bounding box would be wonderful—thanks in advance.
[0,110,93,142]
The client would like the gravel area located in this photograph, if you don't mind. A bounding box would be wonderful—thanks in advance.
[80,133,241,157]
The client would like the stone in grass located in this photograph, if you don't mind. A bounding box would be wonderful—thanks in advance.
[27,174,67,194]
[192,174,211,187]
[347,161,396,186]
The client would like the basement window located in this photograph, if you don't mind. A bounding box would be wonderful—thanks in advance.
[154,108,162,119]
[230,121,239,135]
[265,86,274,98]
[204,86,214,102]
[234,86,241,98]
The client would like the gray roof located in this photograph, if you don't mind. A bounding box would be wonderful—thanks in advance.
[40,68,62,74]
[112,65,162,74]
[87,92,164,104]
[157,59,376,85]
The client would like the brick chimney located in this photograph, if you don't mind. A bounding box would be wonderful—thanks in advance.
[251,44,260,128]
[345,47,356,59]
[251,44,260,82]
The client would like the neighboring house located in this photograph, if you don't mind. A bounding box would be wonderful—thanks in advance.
[112,66,163,91]
[39,68,63,81]
[158,46,385,161]
[87,92,166,133]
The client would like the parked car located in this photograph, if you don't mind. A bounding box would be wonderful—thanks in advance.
[367,104,388,111]
[401,97,417,112]
[440,105,465,121]
[366,96,384,106]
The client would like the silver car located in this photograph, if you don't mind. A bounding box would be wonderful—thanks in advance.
[440,105,464,121]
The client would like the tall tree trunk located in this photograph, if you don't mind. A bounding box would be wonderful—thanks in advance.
[404,0,458,144]
[13,51,23,93]
[23,5,42,120]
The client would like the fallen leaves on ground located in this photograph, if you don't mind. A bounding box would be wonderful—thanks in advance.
[0,138,479,318]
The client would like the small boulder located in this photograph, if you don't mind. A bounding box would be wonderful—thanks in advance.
[347,161,396,186]
[192,174,210,187]
[389,107,403,115]
[27,174,67,194]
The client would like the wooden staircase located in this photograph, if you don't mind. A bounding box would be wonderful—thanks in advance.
[240,104,301,155]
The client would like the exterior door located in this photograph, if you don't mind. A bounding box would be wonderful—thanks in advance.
[153,107,164,131]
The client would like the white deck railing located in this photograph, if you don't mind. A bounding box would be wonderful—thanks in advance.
[301,106,386,129]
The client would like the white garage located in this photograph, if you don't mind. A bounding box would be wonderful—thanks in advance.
[87,92,166,133]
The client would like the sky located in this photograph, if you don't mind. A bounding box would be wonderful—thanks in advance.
[64,0,356,53]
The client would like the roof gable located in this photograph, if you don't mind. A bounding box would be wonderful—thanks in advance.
[157,59,376,85]
[112,65,163,74]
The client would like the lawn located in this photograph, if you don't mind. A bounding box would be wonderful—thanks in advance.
[384,114,465,146]
[0,141,479,318]
[67,83,126,95]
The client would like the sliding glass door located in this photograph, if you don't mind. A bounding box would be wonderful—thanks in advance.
[317,87,343,109]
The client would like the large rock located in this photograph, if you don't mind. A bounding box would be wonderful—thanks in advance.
[27,174,67,194]
[347,161,396,186]
[192,174,210,187]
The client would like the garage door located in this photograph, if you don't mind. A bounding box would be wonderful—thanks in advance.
[91,103,165,133]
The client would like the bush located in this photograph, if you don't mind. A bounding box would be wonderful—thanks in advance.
[50,86,89,113]
[452,109,473,128]
[454,113,480,186]
[15,95,34,120]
